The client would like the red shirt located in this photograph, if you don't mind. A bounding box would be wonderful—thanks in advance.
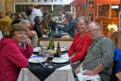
[0,38,33,81]
[68,32,92,63]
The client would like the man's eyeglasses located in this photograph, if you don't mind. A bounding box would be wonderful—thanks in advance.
[88,28,100,33]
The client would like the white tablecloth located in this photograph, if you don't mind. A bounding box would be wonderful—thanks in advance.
[17,53,75,81]
[17,65,75,81]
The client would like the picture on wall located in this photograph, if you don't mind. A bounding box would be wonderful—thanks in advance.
[87,12,95,22]
[87,0,95,10]
[98,5,110,19]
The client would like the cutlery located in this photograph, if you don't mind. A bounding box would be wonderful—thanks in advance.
[37,59,46,67]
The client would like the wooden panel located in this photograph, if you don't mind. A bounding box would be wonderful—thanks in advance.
[96,0,120,5]
[38,38,73,49]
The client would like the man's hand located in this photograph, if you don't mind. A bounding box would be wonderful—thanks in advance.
[83,70,97,76]
[75,67,80,73]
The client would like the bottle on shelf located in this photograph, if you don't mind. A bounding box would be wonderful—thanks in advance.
[48,26,51,38]
[56,42,61,57]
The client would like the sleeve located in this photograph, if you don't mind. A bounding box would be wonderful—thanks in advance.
[68,34,77,57]
[5,43,30,68]
[19,45,33,59]
[71,36,92,63]
[63,20,76,32]
[68,41,75,57]
[100,38,115,68]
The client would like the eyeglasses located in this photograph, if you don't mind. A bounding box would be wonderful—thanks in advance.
[88,28,100,33]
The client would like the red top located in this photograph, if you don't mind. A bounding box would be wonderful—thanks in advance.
[0,38,33,81]
[68,32,92,63]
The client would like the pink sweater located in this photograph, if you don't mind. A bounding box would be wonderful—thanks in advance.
[0,38,33,81]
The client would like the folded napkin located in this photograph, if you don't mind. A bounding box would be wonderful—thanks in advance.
[77,68,101,81]
[28,61,69,81]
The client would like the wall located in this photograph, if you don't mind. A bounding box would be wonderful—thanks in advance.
[0,0,14,16]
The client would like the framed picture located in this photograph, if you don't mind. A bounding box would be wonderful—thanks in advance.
[87,0,95,10]
[98,5,110,19]
[87,12,95,22]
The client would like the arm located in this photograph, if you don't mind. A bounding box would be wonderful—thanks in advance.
[83,64,105,75]
[20,38,33,59]
[5,42,30,68]
[83,38,115,75]
[63,20,76,32]
[71,36,92,63]
[68,34,77,57]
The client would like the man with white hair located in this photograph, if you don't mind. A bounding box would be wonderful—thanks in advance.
[76,22,115,81]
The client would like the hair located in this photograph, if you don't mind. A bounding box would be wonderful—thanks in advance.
[77,16,89,26]
[88,22,101,28]
[34,16,41,23]
[9,24,27,37]
[20,20,30,24]
[65,11,73,18]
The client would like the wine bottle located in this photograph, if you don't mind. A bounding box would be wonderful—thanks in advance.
[48,38,55,50]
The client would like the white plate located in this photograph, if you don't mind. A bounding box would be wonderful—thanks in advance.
[61,32,68,35]
[33,47,41,52]
[54,48,67,52]
[28,57,46,63]
[52,57,69,63]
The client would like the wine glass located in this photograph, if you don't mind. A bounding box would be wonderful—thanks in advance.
[47,50,54,68]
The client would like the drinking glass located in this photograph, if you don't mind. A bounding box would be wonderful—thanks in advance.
[47,50,54,68]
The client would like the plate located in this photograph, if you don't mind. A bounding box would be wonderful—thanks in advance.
[52,57,69,63]
[61,32,68,35]
[28,57,46,63]
[33,47,41,53]
[54,48,67,52]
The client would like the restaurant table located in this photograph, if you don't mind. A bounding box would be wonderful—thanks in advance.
[17,54,75,81]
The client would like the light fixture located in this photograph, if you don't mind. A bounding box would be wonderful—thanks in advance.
[111,5,119,9]
[108,24,118,32]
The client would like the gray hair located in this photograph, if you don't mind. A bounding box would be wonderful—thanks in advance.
[77,16,89,26]
[20,20,30,24]
[88,22,101,28]
[65,11,73,18]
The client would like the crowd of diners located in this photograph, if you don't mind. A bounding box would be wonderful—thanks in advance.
[0,4,116,81]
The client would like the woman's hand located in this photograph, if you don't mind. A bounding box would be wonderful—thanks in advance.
[25,38,32,46]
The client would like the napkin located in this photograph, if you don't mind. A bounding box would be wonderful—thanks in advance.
[77,68,101,81]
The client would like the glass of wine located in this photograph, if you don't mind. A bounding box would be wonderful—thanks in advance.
[47,50,54,68]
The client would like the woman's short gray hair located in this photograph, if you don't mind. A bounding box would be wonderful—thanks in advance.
[77,16,89,26]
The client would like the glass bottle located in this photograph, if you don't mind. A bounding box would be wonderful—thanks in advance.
[56,42,61,57]
[48,38,55,50]
[48,26,51,38]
